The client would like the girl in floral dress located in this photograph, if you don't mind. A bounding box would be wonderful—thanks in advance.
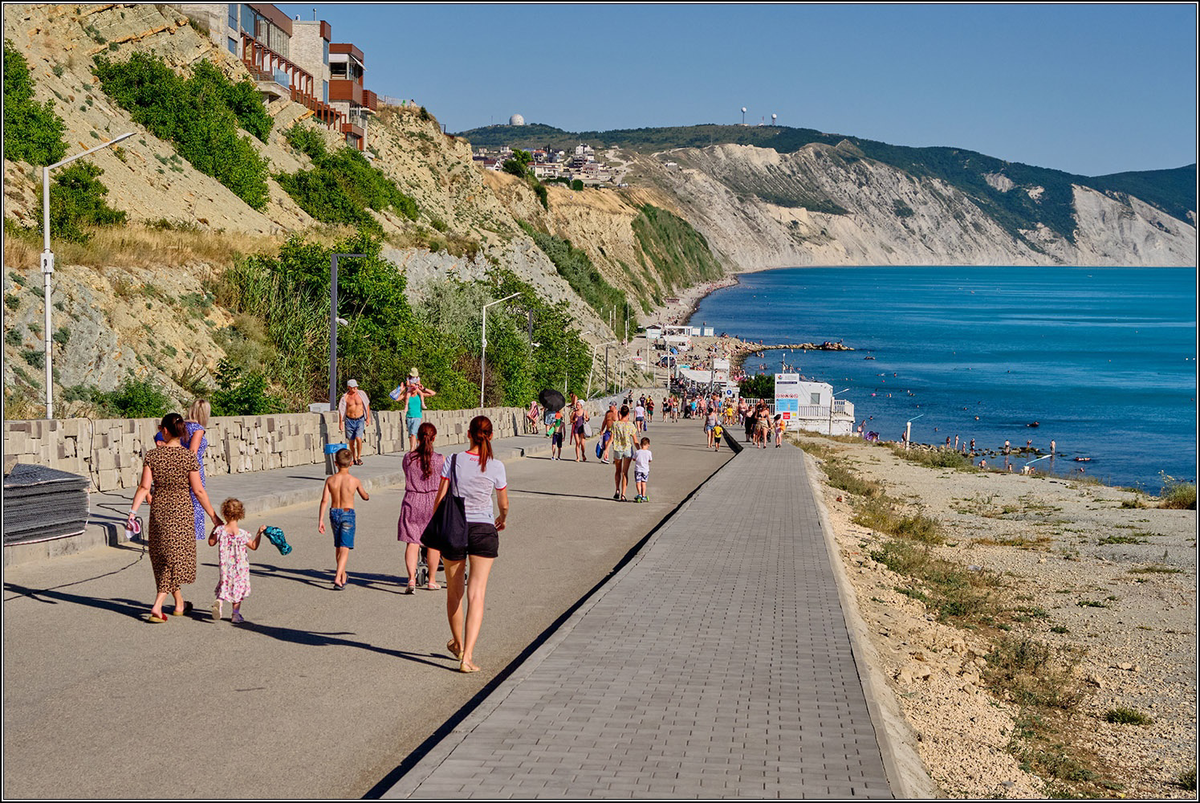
[209,498,264,624]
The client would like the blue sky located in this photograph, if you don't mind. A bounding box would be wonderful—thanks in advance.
[278,3,1197,177]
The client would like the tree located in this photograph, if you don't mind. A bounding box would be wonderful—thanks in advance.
[3,40,67,165]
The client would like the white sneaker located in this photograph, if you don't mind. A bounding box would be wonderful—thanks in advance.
[211,600,222,621]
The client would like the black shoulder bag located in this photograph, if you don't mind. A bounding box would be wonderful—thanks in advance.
[421,453,469,552]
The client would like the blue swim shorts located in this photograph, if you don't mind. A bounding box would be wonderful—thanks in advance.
[405,416,422,437]
[330,508,356,549]
[344,415,366,441]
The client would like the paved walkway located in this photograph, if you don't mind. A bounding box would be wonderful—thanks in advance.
[383,440,895,799]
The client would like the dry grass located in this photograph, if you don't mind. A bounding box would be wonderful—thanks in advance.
[4,223,281,270]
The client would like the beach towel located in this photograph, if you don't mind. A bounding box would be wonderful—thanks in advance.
[263,525,292,556]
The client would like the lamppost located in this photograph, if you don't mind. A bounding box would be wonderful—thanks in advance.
[827,387,850,436]
[480,292,520,408]
[40,132,134,418]
[328,253,368,409]
[904,413,924,451]
[599,340,618,398]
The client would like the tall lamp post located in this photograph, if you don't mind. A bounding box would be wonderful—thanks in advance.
[40,132,134,418]
[827,387,850,436]
[480,292,520,408]
[329,253,367,409]
[904,413,924,451]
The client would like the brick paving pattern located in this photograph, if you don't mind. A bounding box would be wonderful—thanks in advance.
[389,443,894,798]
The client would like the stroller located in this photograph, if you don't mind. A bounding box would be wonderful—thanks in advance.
[415,546,454,587]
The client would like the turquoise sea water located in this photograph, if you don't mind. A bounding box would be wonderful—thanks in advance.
[691,266,1197,492]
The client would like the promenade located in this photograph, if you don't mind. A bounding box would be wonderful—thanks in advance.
[383,438,895,799]
[2,419,735,798]
[4,414,904,799]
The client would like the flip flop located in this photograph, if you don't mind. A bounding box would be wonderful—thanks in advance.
[447,640,463,660]
[404,584,416,595]
[459,660,481,673]
[171,601,193,616]
[426,582,441,591]
[147,611,168,623]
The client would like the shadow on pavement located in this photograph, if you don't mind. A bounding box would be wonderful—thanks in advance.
[236,621,451,669]
[4,582,152,621]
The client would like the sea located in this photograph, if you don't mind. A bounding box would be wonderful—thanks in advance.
[690,266,1198,493]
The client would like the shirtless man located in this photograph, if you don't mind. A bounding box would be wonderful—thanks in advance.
[338,379,370,465]
[318,448,370,590]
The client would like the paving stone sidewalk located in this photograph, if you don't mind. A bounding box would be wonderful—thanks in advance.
[384,442,894,799]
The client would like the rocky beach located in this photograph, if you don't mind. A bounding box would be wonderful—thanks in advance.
[795,431,1196,798]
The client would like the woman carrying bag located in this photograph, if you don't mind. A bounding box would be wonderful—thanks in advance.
[423,416,508,673]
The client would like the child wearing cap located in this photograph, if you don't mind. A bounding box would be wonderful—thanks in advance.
[404,368,437,452]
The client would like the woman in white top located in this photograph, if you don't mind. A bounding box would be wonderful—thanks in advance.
[430,415,509,673]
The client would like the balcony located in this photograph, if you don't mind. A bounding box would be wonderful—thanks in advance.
[329,78,363,106]
[363,89,378,112]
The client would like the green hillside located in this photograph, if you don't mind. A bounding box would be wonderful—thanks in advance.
[457,123,1197,244]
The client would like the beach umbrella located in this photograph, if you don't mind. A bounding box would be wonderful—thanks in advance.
[539,389,566,412]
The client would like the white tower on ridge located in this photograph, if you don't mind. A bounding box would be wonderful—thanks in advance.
[509,114,525,126]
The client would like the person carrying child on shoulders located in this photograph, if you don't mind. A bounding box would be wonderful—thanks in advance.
[209,497,265,624]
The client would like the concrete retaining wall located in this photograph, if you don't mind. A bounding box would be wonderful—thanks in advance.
[3,406,535,493]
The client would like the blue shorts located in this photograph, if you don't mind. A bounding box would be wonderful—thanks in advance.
[344,416,366,441]
[330,508,356,549]
[635,470,649,483]
[406,416,422,437]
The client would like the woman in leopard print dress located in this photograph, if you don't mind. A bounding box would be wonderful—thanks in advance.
[128,413,222,623]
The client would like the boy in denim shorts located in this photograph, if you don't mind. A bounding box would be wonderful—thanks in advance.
[318,448,369,589]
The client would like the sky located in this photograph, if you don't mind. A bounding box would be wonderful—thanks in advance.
[277,3,1198,177]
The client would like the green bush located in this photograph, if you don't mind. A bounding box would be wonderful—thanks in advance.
[571,179,584,191]
[1157,474,1196,510]
[739,373,775,400]
[277,124,419,233]
[3,40,67,166]
[94,52,269,209]
[102,377,173,419]
[48,161,126,242]
[210,358,285,416]
[1103,708,1152,726]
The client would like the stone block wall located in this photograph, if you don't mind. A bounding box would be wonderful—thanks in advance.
[3,406,543,493]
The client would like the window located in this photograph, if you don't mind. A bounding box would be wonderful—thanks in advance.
[810,392,821,405]
[322,39,329,65]
[227,37,238,55]
[322,80,328,103]
[240,4,254,34]
[227,4,238,30]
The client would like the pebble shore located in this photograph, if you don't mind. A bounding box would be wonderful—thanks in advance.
[799,432,1196,798]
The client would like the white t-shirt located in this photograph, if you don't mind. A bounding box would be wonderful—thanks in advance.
[635,405,646,419]
[633,448,652,475]
[443,451,507,524]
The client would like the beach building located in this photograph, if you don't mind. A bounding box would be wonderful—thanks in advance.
[786,380,856,436]
[326,43,377,151]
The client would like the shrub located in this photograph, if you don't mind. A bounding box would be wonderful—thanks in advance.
[102,377,173,418]
[94,52,269,209]
[48,161,126,242]
[3,40,67,166]
[1157,475,1196,510]
[984,636,1085,710]
[210,358,285,416]
[277,125,419,232]
[631,204,724,295]
[1178,768,1196,792]
[739,373,775,400]
[571,179,584,191]
[1103,708,1152,726]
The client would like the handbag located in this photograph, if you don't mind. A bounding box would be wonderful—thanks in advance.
[583,420,593,438]
[421,453,468,552]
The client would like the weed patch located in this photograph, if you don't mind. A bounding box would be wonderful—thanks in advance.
[1103,707,1152,725]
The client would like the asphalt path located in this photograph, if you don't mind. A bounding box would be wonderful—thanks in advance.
[2,413,731,798]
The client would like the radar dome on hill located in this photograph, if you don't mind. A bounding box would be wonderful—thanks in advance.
[509,114,525,126]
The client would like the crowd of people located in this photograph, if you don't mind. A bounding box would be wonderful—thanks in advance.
[124,368,793,674]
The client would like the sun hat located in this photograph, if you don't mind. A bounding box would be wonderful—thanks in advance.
[409,368,420,378]
[347,379,359,387]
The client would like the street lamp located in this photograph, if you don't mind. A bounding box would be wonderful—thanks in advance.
[827,387,850,436]
[480,292,520,408]
[904,413,924,451]
[40,132,134,418]
[329,253,367,409]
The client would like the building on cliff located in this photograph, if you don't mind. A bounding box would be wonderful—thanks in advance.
[170,4,377,150]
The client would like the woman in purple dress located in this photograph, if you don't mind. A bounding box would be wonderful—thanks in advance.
[154,400,210,540]
[398,422,445,593]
